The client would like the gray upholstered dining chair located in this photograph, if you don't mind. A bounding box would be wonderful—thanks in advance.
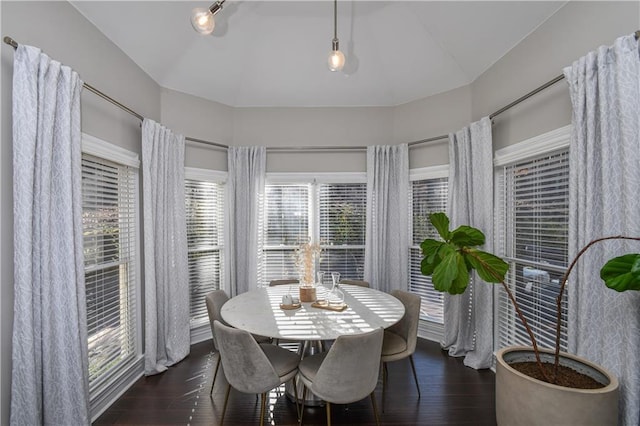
[339,279,370,287]
[214,320,300,426]
[205,290,270,394]
[298,327,384,426]
[268,278,299,286]
[380,290,421,411]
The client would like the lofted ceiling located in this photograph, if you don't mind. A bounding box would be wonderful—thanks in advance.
[71,1,566,108]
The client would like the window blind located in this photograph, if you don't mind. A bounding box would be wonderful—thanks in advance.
[409,177,448,324]
[262,184,310,284]
[82,154,137,394]
[496,149,569,351]
[318,183,366,279]
[185,179,224,328]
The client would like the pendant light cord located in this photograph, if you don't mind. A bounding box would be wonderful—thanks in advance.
[333,0,338,41]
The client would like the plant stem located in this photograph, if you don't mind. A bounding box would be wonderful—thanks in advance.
[465,249,552,382]
[553,235,640,379]
[498,279,552,382]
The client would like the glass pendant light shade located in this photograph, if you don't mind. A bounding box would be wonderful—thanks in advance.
[328,49,346,72]
[191,7,215,35]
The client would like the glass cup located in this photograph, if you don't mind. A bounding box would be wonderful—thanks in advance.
[331,272,341,287]
[328,272,344,306]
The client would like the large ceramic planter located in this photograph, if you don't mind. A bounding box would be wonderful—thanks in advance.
[496,346,619,426]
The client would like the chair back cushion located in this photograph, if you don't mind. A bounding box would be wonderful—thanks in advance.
[388,290,421,355]
[205,290,229,350]
[312,328,383,404]
[214,321,280,394]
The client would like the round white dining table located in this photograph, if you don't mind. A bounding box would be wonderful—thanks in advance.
[220,284,406,341]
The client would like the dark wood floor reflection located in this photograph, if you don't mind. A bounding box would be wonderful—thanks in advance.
[95,338,496,425]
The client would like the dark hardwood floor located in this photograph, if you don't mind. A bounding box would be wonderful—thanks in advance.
[95,338,496,425]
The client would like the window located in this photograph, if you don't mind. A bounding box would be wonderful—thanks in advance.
[409,167,448,326]
[495,128,570,352]
[185,172,225,329]
[262,184,310,284]
[82,151,138,397]
[261,176,366,286]
[318,183,366,279]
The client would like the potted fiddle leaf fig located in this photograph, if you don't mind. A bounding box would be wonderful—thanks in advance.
[420,212,640,425]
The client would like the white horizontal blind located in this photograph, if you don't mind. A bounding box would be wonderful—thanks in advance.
[496,149,569,351]
[409,177,448,324]
[82,154,137,394]
[185,179,224,328]
[318,183,366,280]
[262,184,310,285]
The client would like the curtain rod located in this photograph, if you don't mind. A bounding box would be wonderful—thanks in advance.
[487,29,640,121]
[403,30,640,147]
[3,36,229,150]
[409,74,568,147]
[6,31,640,152]
[4,36,145,122]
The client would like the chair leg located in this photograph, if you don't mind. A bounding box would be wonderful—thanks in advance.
[370,391,380,426]
[299,386,307,425]
[211,355,221,395]
[220,384,231,426]
[381,362,388,413]
[325,401,332,426]
[259,392,267,426]
[292,378,301,421]
[409,355,421,398]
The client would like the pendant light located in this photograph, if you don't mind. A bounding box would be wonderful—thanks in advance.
[328,0,345,72]
[191,0,226,35]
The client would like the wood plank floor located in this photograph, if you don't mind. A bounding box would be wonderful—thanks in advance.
[95,338,496,425]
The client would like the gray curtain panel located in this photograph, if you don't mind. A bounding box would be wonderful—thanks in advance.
[142,119,190,375]
[442,117,494,369]
[364,144,409,293]
[225,146,266,296]
[564,33,640,425]
[11,45,90,425]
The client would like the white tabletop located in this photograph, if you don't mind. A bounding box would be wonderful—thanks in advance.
[221,284,405,341]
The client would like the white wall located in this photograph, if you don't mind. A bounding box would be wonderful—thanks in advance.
[233,106,393,172]
[393,85,472,169]
[160,88,231,171]
[472,1,640,150]
[159,87,472,173]
[1,2,161,424]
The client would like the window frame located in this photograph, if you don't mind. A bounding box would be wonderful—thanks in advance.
[409,165,449,341]
[262,172,366,286]
[81,133,142,421]
[184,167,227,343]
[493,125,571,354]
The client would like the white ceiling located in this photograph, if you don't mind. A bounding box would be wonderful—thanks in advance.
[71,1,566,107]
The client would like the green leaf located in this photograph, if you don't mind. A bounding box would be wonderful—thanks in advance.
[450,255,470,294]
[450,225,486,247]
[420,239,444,261]
[465,249,509,283]
[429,213,450,241]
[432,251,465,293]
[421,240,448,276]
[600,254,640,292]
[421,255,440,276]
